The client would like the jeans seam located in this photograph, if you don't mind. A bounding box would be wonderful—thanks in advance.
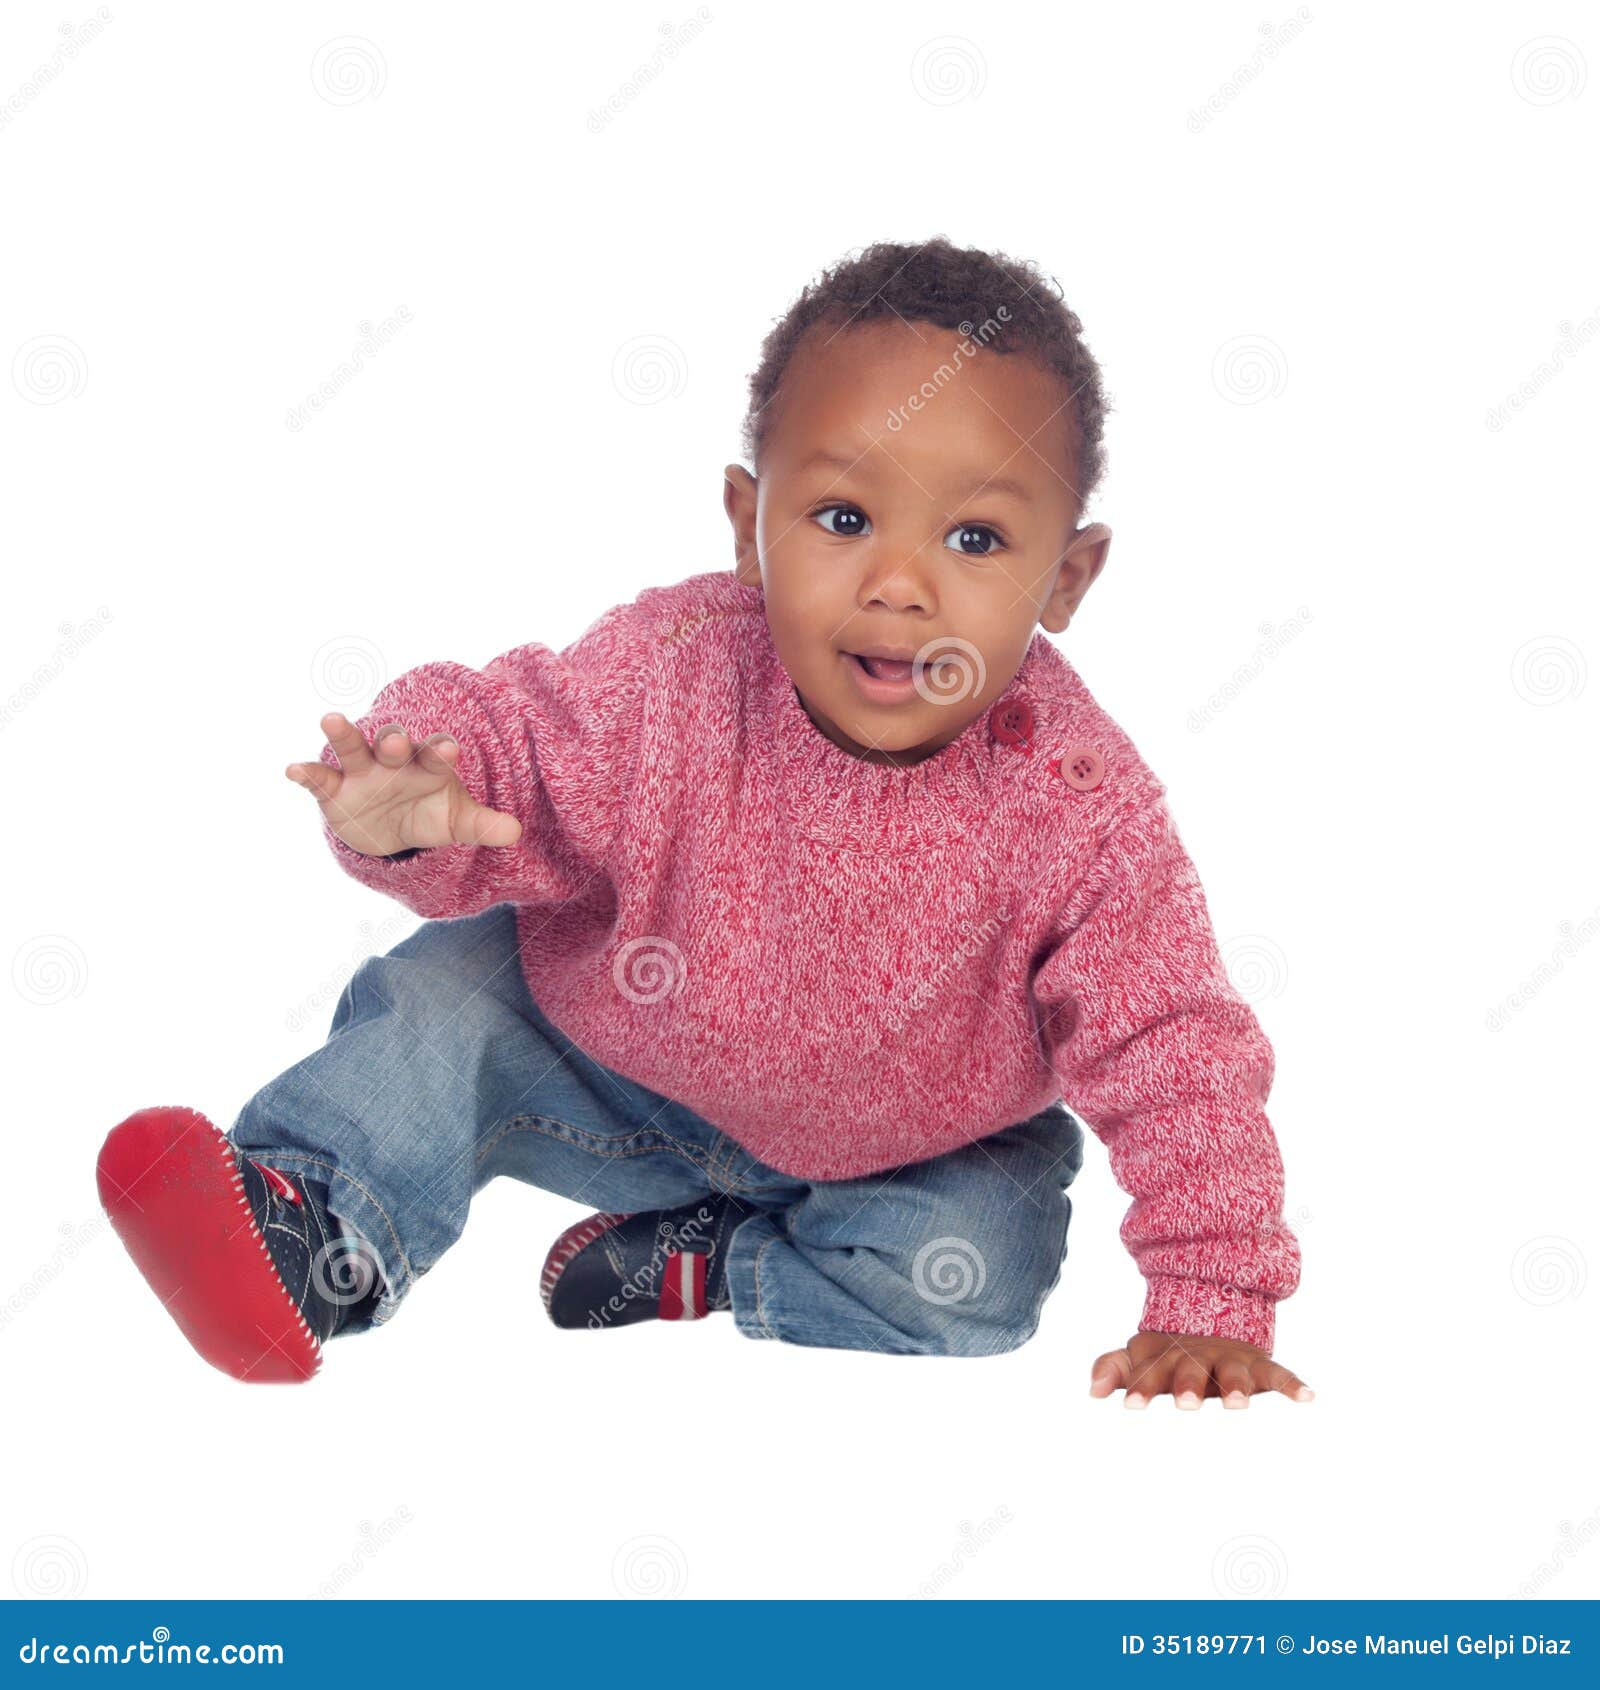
[483,1112,771,1196]
[750,1229,785,1340]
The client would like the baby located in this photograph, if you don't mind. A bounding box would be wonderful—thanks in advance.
[98,236,1310,1409]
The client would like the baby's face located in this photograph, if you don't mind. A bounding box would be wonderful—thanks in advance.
[725,318,1111,765]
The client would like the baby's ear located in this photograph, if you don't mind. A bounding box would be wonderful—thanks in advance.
[1041,522,1112,630]
[723,464,759,580]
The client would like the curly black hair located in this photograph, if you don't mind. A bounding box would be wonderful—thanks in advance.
[740,235,1110,513]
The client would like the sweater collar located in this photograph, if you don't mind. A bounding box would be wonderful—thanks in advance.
[751,622,1046,854]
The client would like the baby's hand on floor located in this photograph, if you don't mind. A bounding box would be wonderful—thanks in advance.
[1089,1330,1314,1410]
[285,713,523,857]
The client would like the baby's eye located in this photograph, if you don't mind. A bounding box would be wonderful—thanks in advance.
[812,504,870,538]
[945,523,1005,557]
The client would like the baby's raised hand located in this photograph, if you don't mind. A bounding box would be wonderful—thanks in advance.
[1089,1330,1314,1410]
[285,713,523,858]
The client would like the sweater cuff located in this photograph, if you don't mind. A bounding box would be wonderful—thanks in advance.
[1139,1274,1277,1355]
[323,824,470,898]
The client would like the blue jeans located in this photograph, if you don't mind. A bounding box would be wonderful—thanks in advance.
[230,905,1085,1357]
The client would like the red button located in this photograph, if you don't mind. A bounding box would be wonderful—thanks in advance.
[1049,746,1105,791]
[989,698,1034,754]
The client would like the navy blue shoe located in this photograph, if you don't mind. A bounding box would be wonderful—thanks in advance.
[540,1194,755,1330]
[236,1150,383,1346]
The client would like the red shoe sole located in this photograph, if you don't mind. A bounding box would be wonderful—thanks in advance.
[96,1106,322,1384]
[539,1210,633,1317]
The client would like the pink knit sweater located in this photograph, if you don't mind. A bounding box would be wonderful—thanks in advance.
[322,570,1300,1350]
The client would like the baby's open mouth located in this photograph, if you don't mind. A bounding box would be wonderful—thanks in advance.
[845,651,916,682]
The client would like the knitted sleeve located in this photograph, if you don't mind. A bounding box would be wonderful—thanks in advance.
[1030,795,1301,1353]
[317,599,654,919]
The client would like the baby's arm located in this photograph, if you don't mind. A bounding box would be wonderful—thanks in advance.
[285,602,651,919]
[1031,795,1310,1407]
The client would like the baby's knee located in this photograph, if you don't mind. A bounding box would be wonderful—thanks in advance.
[901,1226,1065,1357]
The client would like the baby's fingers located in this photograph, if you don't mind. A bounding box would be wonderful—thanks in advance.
[412,733,460,777]
[286,760,340,802]
[321,712,374,773]
[1250,1358,1315,1403]
[372,723,414,768]
[1214,1357,1256,1410]
[1088,1346,1133,1400]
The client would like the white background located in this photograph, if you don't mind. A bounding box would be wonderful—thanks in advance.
[2,0,1596,1603]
